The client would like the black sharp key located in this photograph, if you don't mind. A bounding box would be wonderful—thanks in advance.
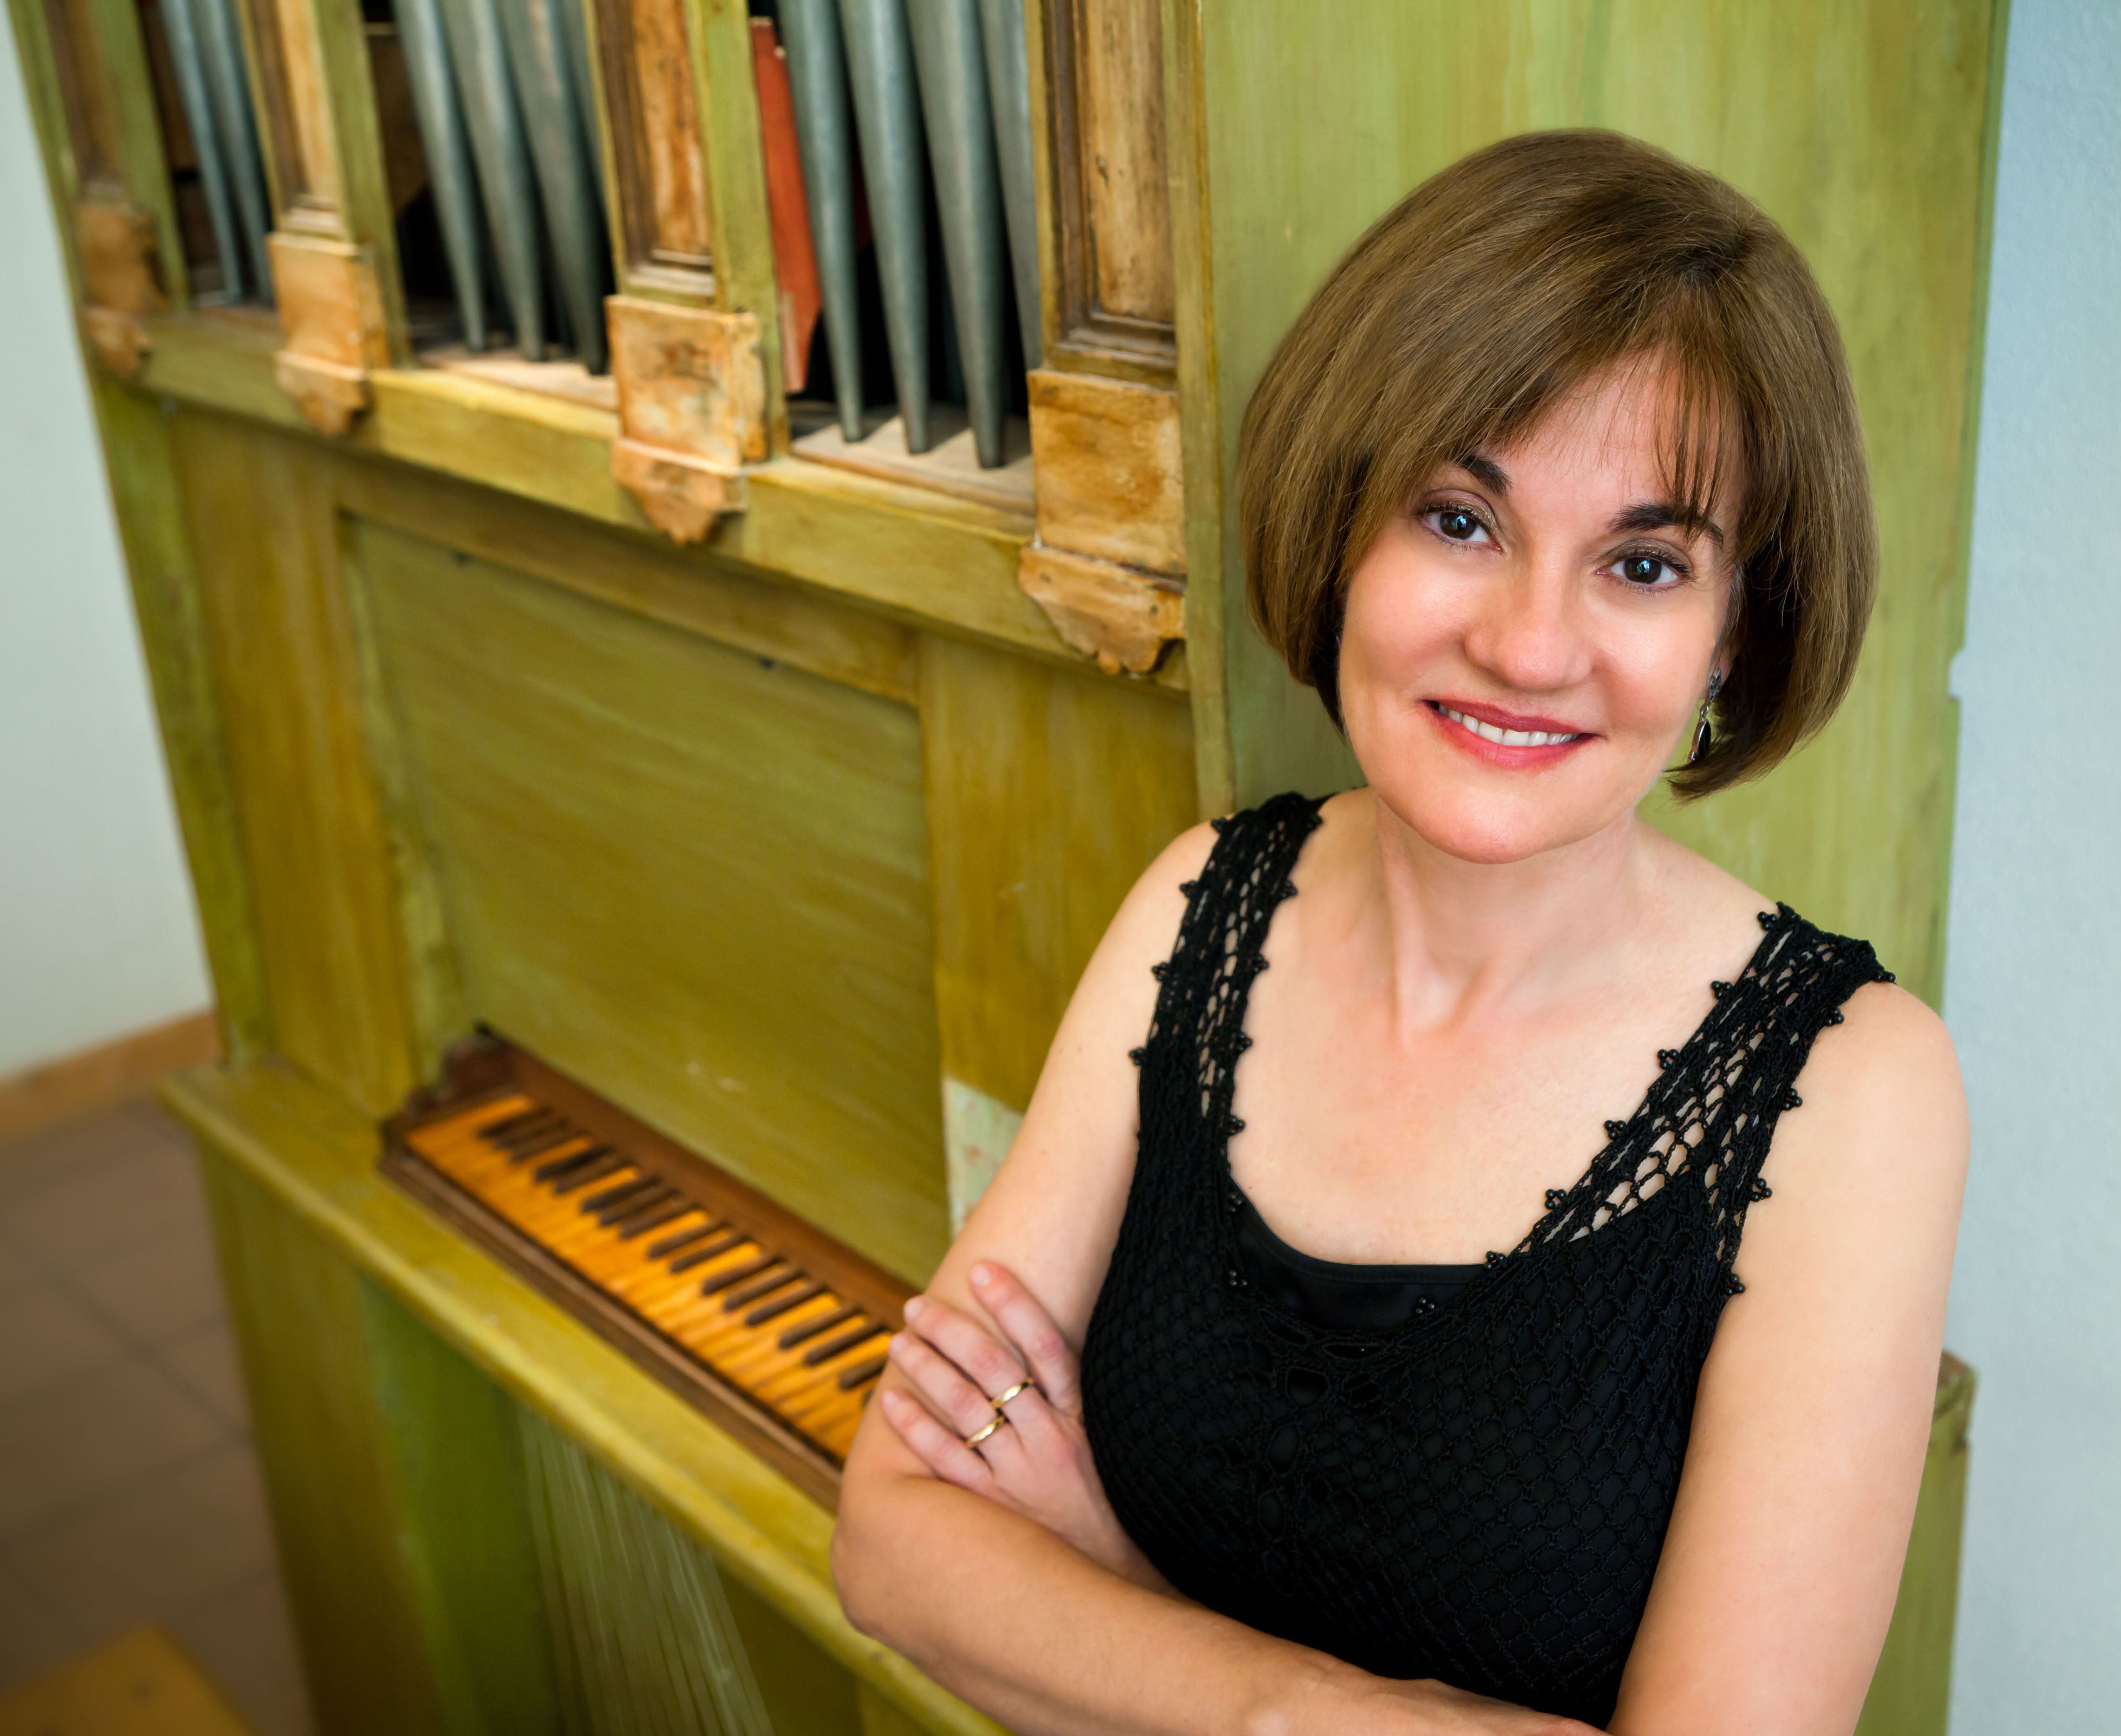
[502,1125,580,1163]
[532,1143,613,1184]
[617,1198,698,1241]
[699,1253,779,1297]
[583,1176,660,1219]
[779,1304,860,1351]
[803,1320,888,1366]
[487,1111,568,1150]
[669,1230,749,1274]
[744,1281,826,1327]
[549,1151,627,1195]
[647,1219,726,1260]
[476,1105,555,1143]
[723,1266,803,1311]
[837,1353,888,1391]
[600,1185,680,1230]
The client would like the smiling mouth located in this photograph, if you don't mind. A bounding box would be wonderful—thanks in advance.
[1430,702,1586,749]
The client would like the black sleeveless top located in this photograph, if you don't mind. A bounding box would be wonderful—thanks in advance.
[1079,793,1893,1726]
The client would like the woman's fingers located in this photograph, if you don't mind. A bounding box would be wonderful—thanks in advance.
[876,1387,998,1494]
[888,1327,1011,1443]
[968,1263,1083,1414]
[901,1294,1031,1406]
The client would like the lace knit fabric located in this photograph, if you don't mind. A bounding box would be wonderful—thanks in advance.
[1079,793,1893,1725]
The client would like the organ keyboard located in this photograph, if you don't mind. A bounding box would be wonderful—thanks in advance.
[382,1038,908,1508]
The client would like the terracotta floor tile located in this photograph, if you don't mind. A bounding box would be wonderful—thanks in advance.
[0,1360,223,1535]
[3,1444,276,1638]
[0,1143,214,1275]
[0,1558,84,1692]
[65,1229,228,1349]
[0,1281,129,1404]
[166,1578,315,1736]
[0,1105,170,1201]
[157,1322,250,1433]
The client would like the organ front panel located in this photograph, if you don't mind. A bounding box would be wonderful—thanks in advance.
[10,0,1999,1729]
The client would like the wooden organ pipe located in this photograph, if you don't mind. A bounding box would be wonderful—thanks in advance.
[438,0,547,357]
[495,0,610,371]
[907,0,1009,468]
[974,0,1038,371]
[780,0,866,440]
[189,0,273,301]
[157,0,245,301]
[837,0,931,451]
[392,0,492,349]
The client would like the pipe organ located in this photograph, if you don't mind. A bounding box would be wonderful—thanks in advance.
[10,0,1997,1729]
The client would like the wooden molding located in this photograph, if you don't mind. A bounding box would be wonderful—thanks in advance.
[591,0,718,298]
[81,304,152,376]
[1034,0,1176,380]
[0,1010,220,1146]
[1027,369,1183,574]
[74,197,163,377]
[267,232,387,434]
[1018,541,1183,675]
[607,296,765,540]
[610,436,751,544]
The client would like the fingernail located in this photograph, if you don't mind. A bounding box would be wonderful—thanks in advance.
[902,1296,926,1320]
[889,1333,911,1356]
[970,1263,994,1287]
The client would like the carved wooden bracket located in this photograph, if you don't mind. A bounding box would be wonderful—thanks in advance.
[1026,369,1185,575]
[607,296,766,543]
[1019,541,1185,676]
[75,198,164,378]
[268,234,389,435]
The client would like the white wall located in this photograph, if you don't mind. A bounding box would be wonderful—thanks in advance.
[1943,1,2121,1729]
[0,23,211,1076]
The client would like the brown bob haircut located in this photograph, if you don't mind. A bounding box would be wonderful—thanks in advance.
[1240,130,1876,797]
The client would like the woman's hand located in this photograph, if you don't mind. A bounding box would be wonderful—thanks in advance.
[1275,1658,1606,1736]
[879,1262,1171,1593]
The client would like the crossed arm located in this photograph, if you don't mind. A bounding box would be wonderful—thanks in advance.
[830,832,1969,1736]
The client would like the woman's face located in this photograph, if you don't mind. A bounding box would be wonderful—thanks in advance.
[1338,361,1741,867]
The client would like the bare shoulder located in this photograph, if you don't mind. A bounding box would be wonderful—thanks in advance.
[1784,976,1967,1190]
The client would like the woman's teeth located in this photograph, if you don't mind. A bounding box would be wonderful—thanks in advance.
[1438,705,1580,748]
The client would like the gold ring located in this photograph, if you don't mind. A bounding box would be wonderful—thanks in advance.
[990,1377,1035,1407]
[964,1412,1008,1450]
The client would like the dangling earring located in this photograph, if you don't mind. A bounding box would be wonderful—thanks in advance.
[1689,671,1724,766]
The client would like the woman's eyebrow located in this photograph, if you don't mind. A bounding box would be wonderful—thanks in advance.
[1610,501,1727,549]
[1457,453,1510,492]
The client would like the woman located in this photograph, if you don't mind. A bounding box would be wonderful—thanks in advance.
[833,130,1966,1736]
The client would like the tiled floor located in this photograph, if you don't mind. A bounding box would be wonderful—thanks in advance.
[0,1098,313,1736]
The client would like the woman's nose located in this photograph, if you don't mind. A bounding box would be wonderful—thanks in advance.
[1461,562,1588,694]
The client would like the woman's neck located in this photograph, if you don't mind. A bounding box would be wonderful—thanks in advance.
[1346,789,1666,1036]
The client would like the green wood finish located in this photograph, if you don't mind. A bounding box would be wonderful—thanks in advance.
[364,1282,568,1736]
[163,1060,1005,1736]
[1183,0,2002,1006]
[303,0,413,349]
[353,519,950,1283]
[92,383,273,1058]
[173,409,422,1114]
[521,1409,780,1736]
[195,1146,450,1736]
[689,0,789,445]
[1854,1359,1975,1736]
[920,632,1198,1113]
[80,0,192,298]
[122,325,1100,674]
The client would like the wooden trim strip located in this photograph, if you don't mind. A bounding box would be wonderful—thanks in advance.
[0,1009,220,1144]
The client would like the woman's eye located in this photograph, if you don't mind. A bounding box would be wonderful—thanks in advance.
[1616,553,1677,586]
[1428,507,1489,543]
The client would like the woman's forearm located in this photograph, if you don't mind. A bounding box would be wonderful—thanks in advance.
[833,1468,1337,1736]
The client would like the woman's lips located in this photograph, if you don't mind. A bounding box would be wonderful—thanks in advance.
[1425,700,1592,765]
